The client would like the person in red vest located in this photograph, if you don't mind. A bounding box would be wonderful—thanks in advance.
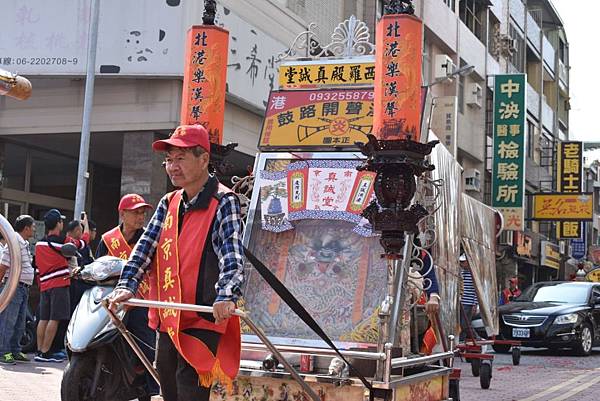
[500,277,522,305]
[35,209,89,362]
[97,193,158,397]
[108,124,245,401]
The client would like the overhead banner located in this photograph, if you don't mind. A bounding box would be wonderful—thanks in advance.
[278,58,375,89]
[491,74,527,231]
[259,159,375,236]
[373,14,423,141]
[532,193,594,221]
[259,88,373,149]
[541,241,560,270]
[180,25,228,144]
[556,141,584,239]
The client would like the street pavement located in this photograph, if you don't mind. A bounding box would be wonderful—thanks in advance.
[2,348,600,400]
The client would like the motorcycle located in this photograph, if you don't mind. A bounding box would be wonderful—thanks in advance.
[60,251,154,401]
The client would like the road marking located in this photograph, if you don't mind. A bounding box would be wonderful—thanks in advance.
[519,370,597,401]
[546,373,600,401]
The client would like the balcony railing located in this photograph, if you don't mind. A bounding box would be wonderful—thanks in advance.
[527,83,540,119]
[543,36,555,74]
[526,12,541,54]
[542,100,554,131]
[559,59,569,89]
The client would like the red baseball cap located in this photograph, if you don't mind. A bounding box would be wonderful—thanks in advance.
[152,124,211,153]
[118,194,153,211]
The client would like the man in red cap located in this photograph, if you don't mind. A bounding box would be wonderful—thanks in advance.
[97,193,158,397]
[108,124,245,401]
[500,277,522,305]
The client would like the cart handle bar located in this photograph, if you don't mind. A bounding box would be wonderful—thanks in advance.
[119,298,323,401]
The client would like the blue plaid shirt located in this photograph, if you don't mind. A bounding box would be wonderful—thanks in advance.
[116,184,245,303]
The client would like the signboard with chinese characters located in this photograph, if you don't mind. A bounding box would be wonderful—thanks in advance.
[258,159,375,236]
[491,74,527,231]
[556,141,584,239]
[570,230,587,260]
[0,0,185,76]
[430,96,458,156]
[532,193,594,221]
[278,58,375,89]
[541,241,560,270]
[373,14,423,141]
[259,89,374,149]
[180,26,228,144]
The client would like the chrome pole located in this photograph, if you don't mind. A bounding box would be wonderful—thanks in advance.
[0,215,23,313]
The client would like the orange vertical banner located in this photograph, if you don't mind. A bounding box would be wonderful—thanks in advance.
[373,14,423,142]
[180,25,229,144]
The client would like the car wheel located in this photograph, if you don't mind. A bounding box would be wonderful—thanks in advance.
[492,344,511,354]
[573,323,593,356]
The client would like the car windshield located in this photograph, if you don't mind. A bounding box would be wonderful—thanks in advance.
[516,283,590,304]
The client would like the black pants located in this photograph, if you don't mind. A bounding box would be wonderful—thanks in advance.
[157,329,221,401]
[127,307,159,395]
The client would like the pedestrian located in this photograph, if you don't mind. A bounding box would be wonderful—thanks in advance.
[96,193,158,397]
[80,219,97,266]
[108,124,245,401]
[500,277,521,305]
[0,215,36,364]
[35,209,87,362]
[459,253,478,342]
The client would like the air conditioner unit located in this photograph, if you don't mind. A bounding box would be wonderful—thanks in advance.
[464,169,481,192]
[466,82,483,108]
[499,230,514,246]
[434,54,454,80]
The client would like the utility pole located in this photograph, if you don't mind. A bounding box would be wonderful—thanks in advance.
[74,0,100,217]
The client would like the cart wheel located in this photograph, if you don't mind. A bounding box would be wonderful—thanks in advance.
[449,378,460,401]
[471,358,481,377]
[480,361,492,389]
[512,347,521,366]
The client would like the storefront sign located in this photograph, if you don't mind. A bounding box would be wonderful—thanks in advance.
[259,89,373,149]
[491,74,527,231]
[514,231,532,258]
[586,268,600,282]
[258,160,375,236]
[430,96,458,156]
[532,193,594,221]
[180,26,228,143]
[541,241,560,270]
[373,14,423,141]
[278,58,375,89]
[570,232,587,260]
[556,141,584,238]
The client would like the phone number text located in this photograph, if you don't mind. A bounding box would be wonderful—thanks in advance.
[0,57,79,66]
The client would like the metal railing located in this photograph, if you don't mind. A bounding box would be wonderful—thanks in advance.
[103,298,324,401]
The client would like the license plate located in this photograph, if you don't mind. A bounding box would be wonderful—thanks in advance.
[512,328,530,338]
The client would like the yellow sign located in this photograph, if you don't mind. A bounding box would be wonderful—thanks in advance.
[541,241,560,270]
[586,269,600,282]
[260,88,373,149]
[532,193,594,221]
[279,60,375,89]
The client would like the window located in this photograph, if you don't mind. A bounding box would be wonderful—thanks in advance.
[559,38,567,63]
[527,120,535,159]
[444,0,456,12]
[508,24,525,72]
[30,150,78,200]
[2,143,27,191]
[539,133,554,172]
[459,0,484,42]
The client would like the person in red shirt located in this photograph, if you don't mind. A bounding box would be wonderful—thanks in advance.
[500,277,522,305]
[35,209,89,362]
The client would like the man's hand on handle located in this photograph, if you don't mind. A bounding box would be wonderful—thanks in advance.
[107,288,135,312]
[213,300,236,324]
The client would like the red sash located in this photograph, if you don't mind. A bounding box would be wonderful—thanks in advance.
[148,188,241,389]
[102,227,150,298]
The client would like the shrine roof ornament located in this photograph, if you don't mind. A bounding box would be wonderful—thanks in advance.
[277,15,375,61]
[202,0,217,25]
[384,0,415,15]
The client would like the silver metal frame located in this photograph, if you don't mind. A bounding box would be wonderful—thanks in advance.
[0,214,23,313]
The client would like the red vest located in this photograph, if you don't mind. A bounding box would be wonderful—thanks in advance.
[147,187,241,388]
[102,227,150,298]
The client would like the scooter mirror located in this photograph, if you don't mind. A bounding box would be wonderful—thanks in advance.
[61,243,82,258]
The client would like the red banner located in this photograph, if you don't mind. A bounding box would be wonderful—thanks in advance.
[180,26,229,144]
[373,14,423,141]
